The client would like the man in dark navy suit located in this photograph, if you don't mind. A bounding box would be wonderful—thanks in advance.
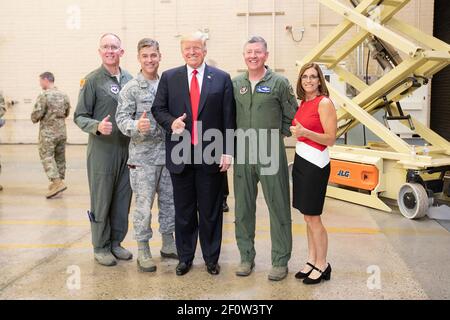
[152,33,236,276]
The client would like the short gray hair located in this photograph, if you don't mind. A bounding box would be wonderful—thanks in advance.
[244,36,268,51]
[137,38,160,53]
[39,72,54,83]
[99,33,122,45]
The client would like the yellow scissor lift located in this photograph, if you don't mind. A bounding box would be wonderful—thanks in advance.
[296,0,450,219]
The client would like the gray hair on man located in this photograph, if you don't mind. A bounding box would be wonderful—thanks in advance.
[244,36,268,52]
[99,33,122,45]
[137,38,160,53]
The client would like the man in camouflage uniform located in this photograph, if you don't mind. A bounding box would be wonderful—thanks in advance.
[116,38,177,272]
[0,92,5,119]
[31,72,70,198]
[74,33,133,267]
[0,92,6,191]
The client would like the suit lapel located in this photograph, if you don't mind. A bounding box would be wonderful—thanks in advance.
[177,66,192,117]
[198,64,212,117]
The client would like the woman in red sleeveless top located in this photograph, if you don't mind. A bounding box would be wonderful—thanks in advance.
[289,63,337,285]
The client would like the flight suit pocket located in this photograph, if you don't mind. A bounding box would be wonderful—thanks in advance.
[233,164,244,178]
[87,148,115,174]
[260,98,282,129]
[99,85,119,103]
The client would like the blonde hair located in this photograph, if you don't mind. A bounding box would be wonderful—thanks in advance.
[180,31,207,49]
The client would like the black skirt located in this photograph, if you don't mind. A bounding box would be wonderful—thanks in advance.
[292,153,330,215]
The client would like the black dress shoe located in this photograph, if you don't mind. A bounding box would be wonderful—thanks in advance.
[176,261,192,276]
[223,201,229,212]
[295,262,315,279]
[303,263,332,285]
[206,263,221,275]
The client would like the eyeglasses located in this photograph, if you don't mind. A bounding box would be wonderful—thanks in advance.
[301,75,319,81]
[100,45,121,52]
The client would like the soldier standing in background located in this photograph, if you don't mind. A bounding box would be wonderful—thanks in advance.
[116,38,177,273]
[31,72,71,198]
[74,33,133,267]
[0,92,6,191]
[0,92,5,119]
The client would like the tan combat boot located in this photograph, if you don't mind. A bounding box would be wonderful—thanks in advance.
[137,241,156,272]
[94,251,117,267]
[236,261,255,277]
[160,233,178,259]
[46,178,67,199]
[268,266,288,281]
[111,241,133,260]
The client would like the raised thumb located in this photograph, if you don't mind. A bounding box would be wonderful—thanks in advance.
[140,111,147,119]
[180,113,187,121]
[294,119,301,126]
[103,115,111,122]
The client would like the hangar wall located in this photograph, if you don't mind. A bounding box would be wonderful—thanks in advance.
[0,0,433,143]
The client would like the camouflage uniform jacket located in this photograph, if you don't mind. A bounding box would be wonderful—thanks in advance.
[116,72,165,166]
[31,87,71,138]
[0,93,6,118]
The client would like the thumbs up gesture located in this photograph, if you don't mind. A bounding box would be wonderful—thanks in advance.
[290,119,307,138]
[98,115,113,135]
[137,111,151,134]
[171,113,187,134]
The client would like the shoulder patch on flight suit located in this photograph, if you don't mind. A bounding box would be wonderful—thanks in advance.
[80,78,86,88]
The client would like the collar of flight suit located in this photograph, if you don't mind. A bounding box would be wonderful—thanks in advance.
[243,66,273,83]
[100,64,125,82]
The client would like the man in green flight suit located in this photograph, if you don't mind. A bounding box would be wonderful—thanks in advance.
[232,36,298,281]
[74,33,133,266]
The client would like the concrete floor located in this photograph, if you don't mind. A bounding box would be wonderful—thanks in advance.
[0,144,449,300]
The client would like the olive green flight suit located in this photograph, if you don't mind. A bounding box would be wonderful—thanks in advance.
[232,67,297,267]
[74,65,133,253]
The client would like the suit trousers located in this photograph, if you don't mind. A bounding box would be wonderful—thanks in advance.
[170,163,224,265]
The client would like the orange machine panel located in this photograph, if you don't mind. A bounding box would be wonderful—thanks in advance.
[329,159,379,191]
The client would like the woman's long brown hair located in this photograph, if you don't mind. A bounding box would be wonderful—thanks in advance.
[296,62,329,101]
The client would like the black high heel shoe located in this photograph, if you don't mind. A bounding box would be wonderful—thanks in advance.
[295,262,315,279]
[303,263,331,285]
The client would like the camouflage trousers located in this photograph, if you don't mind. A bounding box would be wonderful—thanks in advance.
[38,135,66,181]
[129,164,175,242]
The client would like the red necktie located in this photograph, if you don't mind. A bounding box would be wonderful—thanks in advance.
[190,69,200,145]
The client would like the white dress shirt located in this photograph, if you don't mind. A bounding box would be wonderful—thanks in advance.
[186,62,206,93]
[186,62,231,161]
